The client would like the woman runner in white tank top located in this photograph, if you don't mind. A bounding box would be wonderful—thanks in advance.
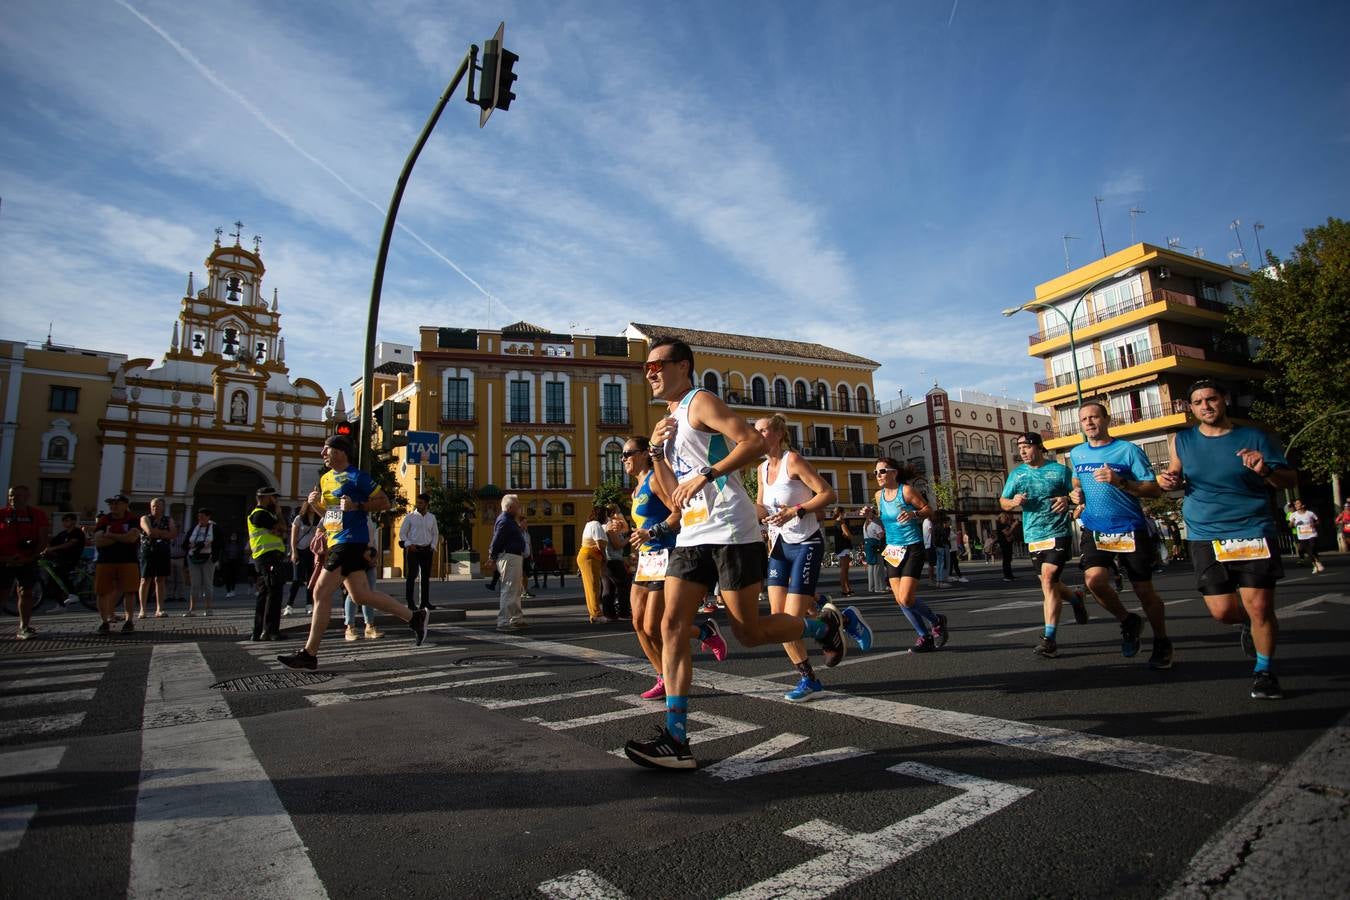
[756,414,858,703]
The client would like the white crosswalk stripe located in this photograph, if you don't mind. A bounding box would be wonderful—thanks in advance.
[0,745,67,853]
[0,653,112,744]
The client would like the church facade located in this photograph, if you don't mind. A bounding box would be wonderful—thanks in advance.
[96,229,330,538]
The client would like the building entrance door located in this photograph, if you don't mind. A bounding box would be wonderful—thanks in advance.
[192,465,272,548]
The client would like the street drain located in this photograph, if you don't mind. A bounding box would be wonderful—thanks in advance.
[213,672,336,692]
[453,654,542,668]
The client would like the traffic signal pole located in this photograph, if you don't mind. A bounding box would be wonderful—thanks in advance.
[358,45,478,472]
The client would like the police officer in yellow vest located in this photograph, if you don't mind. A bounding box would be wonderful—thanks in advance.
[248,486,288,641]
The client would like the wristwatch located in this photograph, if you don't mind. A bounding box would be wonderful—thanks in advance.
[699,466,717,482]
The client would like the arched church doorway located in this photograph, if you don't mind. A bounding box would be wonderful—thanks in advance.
[191,463,273,548]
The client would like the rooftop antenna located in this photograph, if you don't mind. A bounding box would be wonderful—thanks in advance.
[1128,207,1146,243]
[1166,236,1184,250]
[1093,196,1107,257]
[1229,218,1247,263]
[1194,246,1205,259]
[1061,234,1080,271]
[1252,221,1265,265]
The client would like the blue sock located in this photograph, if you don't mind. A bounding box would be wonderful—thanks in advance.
[911,597,938,625]
[665,696,688,742]
[1044,624,1057,639]
[697,619,715,642]
[802,617,827,640]
[1254,653,1271,674]
[901,605,930,636]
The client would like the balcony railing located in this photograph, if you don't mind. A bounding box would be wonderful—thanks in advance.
[1034,343,1207,393]
[908,457,926,475]
[717,390,879,415]
[442,467,474,491]
[955,451,1005,472]
[1027,288,1230,346]
[599,407,629,426]
[1052,398,1189,438]
[441,401,475,423]
[955,497,1002,514]
[800,441,881,460]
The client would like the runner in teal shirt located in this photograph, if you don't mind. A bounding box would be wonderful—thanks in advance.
[1000,432,1088,658]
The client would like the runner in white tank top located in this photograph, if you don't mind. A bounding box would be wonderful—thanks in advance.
[624,338,870,771]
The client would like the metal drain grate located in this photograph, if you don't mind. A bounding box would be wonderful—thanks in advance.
[213,672,336,691]
[453,654,542,668]
[0,625,239,655]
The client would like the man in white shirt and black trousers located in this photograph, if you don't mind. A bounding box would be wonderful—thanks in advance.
[398,493,439,611]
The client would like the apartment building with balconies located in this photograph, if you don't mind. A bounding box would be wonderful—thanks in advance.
[1021,243,1265,468]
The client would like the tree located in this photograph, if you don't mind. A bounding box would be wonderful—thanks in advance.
[930,477,960,513]
[592,476,628,513]
[365,452,407,528]
[741,464,759,503]
[1230,217,1350,482]
[425,478,476,553]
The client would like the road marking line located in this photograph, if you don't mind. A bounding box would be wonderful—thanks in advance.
[129,644,328,898]
[1277,592,1345,620]
[524,695,656,731]
[607,711,763,759]
[972,600,1044,613]
[0,745,66,780]
[0,712,85,741]
[704,733,871,782]
[986,624,1046,638]
[449,626,1280,791]
[765,650,911,678]
[0,652,112,668]
[305,671,547,707]
[3,672,103,691]
[0,661,110,677]
[723,763,1033,899]
[0,688,98,709]
[467,688,616,709]
[0,805,39,852]
[538,870,629,899]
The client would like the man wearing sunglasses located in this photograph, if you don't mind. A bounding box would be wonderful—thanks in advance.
[1001,432,1089,659]
[623,338,866,770]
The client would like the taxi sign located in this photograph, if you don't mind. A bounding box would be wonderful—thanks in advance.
[405,431,440,466]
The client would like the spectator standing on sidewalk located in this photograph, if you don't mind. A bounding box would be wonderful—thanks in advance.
[1336,500,1350,553]
[862,505,886,593]
[184,508,218,616]
[398,492,438,611]
[602,505,632,618]
[94,494,139,634]
[518,514,535,600]
[995,511,1019,581]
[286,503,319,616]
[577,506,608,623]
[42,512,86,607]
[220,532,244,598]
[488,494,527,632]
[247,487,288,641]
[168,522,188,606]
[137,497,176,619]
[2,485,49,640]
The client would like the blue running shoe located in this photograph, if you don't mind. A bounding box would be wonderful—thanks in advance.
[840,606,873,652]
[1120,612,1143,658]
[784,676,824,702]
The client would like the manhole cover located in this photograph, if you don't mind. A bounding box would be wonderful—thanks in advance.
[453,654,542,668]
[213,672,336,691]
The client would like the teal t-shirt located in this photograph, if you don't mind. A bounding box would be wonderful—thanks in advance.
[1002,461,1074,542]
[1174,425,1287,540]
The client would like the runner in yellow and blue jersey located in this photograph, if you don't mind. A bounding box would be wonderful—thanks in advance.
[277,434,429,670]
[1000,432,1089,659]
[625,435,729,703]
[1068,402,1171,669]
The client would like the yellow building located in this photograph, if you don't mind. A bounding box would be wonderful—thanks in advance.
[0,339,125,524]
[377,320,880,574]
[1018,243,1265,465]
[624,323,882,508]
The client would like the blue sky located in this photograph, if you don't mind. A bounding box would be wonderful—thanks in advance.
[2,0,1347,408]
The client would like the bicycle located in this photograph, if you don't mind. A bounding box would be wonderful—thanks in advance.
[3,557,99,616]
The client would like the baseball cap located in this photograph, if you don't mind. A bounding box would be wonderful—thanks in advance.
[105,493,130,503]
[324,434,355,456]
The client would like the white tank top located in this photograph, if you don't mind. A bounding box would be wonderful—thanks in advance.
[758,452,818,544]
[664,388,761,546]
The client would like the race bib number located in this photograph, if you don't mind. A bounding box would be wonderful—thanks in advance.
[323,507,343,526]
[1028,538,1057,553]
[1296,525,1316,540]
[882,544,907,567]
[1095,531,1136,553]
[681,493,709,529]
[636,549,669,581]
[1213,538,1270,562]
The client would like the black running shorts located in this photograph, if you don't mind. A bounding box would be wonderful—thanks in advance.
[324,542,371,577]
[667,542,766,591]
[1189,538,1283,595]
[1079,528,1155,583]
[1030,536,1074,583]
[882,541,926,580]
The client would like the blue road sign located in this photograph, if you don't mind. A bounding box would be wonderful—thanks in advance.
[405,431,440,466]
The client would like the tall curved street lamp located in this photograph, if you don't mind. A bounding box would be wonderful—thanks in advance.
[1002,267,1140,409]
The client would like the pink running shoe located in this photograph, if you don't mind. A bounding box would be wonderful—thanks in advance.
[699,619,729,662]
[640,676,666,700]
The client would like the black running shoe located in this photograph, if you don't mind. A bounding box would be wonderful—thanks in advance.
[931,613,950,649]
[1033,635,1058,658]
[96,621,111,634]
[1071,590,1090,625]
[409,607,430,646]
[1120,612,1143,658]
[624,727,697,770]
[817,604,847,668]
[1250,671,1283,700]
[1239,624,1256,659]
[121,620,135,634]
[277,649,318,671]
[1148,636,1173,670]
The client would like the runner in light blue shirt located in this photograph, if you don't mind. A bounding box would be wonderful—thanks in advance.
[1158,379,1298,700]
[1068,401,1171,668]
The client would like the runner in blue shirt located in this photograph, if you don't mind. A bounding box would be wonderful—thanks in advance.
[1000,432,1089,659]
[1158,379,1297,700]
[1068,401,1172,668]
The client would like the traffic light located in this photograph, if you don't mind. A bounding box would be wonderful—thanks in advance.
[476,23,518,127]
[334,419,360,449]
[493,48,518,111]
[379,400,410,453]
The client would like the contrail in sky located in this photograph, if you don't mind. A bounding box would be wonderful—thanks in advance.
[111,0,514,318]
[948,0,959,27]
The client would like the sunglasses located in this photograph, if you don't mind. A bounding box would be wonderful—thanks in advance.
[875,468,896,476]
[644,358,678,375]
[620,449,644,459]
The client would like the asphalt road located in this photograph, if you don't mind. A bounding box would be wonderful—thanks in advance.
[3,557,1348,898]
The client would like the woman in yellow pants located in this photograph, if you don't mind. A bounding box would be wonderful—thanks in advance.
[577,506,609,622]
